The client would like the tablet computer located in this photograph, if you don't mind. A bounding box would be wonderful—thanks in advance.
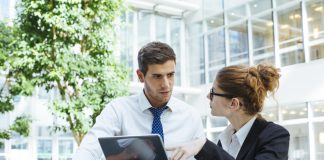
[98,134,168,160]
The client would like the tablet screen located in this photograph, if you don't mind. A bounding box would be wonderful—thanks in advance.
[98,134,168,160]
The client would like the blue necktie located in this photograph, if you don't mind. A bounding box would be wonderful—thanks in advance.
[149,106,168,142]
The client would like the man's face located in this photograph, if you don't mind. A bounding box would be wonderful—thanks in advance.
[137,60,175,108]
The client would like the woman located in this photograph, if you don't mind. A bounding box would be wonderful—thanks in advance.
[167,64,290,160]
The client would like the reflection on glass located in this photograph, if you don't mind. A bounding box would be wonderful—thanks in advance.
[261,105,278,122]
[310,43,324,61]
[278,5,303,48]
[285,124,310,160]
[11,135,28,149]
[170,18,181,86]
[252,14,275,65]
[249,0,272,15]
[311,100,324,117]
[281,103,307,120]
[156,15,167,42]
[314,122,324,160]
[209,116,228,128]
[138,11,152,47]
[207,29,225,83]
[188,37,205,86]
[280,49,305,67]
[307,0,324,41]
[206,14,224,30]
[227,5,246,24]
[229,22,249,65]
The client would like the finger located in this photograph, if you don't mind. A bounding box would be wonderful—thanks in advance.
[173,149,185,160]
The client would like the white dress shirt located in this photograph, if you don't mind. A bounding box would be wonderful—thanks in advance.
[73,91,205,160]
[218,116,257,158]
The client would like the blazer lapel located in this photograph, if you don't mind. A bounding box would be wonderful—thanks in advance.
[236,118,268,160]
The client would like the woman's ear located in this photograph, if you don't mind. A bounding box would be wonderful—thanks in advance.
[136,69,145,83]
[229,98,241,110]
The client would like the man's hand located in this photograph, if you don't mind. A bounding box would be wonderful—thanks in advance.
[166,138,206,160]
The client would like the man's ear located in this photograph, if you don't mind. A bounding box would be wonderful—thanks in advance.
[229,98,240,110]
[136,69,145,83]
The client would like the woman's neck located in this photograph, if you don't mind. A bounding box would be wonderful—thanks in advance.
[229,114,254,131]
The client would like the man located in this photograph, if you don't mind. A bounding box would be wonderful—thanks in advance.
[73,41,205,159]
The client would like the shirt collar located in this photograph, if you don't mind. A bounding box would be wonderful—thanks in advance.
[219,116,257,148]
[235,116,257,145]
[138,90,175,112]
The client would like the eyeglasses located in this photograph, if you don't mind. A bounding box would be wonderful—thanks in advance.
[210,88,235,100]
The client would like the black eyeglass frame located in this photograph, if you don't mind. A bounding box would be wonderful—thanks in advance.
[210,88,235,100]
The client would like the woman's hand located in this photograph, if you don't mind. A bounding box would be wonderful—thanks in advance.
[166,138,206,160]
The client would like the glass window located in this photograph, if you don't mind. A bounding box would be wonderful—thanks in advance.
[38,126,52,137]
[207,29,225,83]
[311,100,324,117]
[37,140,52,159]
[206,14,224,30]
[187,36,205,86]
[310,43,324,60]
[0,0,10,20]
[261,105,278,122]
[285,124,310,160]
[227,5,247,24]
[155,15,167,42]
[281,103,308,120]
[276,0,292,6]
[138,10,152,47]
[120,12,134,80]
[278,5,303,49]
[203,0,223,17]
[0,141,4,153]
[314,122,324,159]
[252,13,275,65]
[11,134,28,149]
[228,21,249,65]
[58,139,74,159]
[170,18,181,86]
[280,49,305,67]
[187,21,203,38]
[307,0,324,41]
[249,0,272,15]
[209,116,228,128]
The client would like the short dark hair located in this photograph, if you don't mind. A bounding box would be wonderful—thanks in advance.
[137,41,176,75]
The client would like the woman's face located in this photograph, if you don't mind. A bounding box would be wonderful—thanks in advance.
[207,81,232,117]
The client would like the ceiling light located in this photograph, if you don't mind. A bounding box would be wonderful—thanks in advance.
[294,14,301,19]
[266,22,273,26]
[313,28,319,39]
[210,20,215,24]
[289,111,296,115]
[315,6,323,11]
[280,24,289,29]
[307,17,313,21]
[320,132,324,144]
[253,4,258,8]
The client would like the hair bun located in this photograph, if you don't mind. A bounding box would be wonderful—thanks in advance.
[256,64,280,92]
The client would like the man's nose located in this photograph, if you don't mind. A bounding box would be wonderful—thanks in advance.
[161,76,170,88]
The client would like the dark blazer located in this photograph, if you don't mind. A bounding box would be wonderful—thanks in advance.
[194,118,290,160]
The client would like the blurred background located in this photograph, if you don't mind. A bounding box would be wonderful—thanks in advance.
[1,0,324,159]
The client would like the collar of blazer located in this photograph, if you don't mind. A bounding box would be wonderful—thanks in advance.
[235,117,269,160]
